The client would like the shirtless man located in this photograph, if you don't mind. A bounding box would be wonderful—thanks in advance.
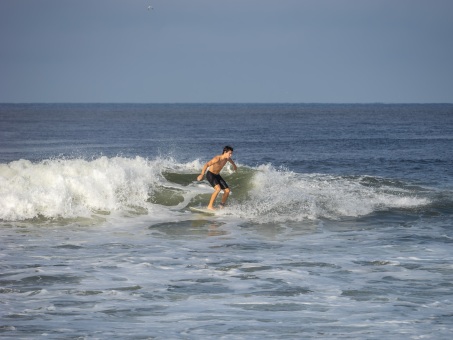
[197,146,238,210]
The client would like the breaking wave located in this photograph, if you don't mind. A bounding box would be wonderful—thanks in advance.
[0,156,432,223]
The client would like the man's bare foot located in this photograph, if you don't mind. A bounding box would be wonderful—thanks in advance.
[207,206,216,211]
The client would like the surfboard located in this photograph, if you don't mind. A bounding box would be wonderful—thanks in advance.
[189,207,217,215]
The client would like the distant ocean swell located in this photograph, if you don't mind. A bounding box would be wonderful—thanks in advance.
[0,156,433,223]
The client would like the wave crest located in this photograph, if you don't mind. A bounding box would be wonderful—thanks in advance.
[0,156,165,221]
[0,157,431,223]
[230,164,430,223]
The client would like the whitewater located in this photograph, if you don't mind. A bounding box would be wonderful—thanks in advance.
[0,156,429,222]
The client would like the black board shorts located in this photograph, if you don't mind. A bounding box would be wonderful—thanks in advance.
[206,171,229,190]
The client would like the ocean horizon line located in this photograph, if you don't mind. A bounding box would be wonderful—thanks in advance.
[1,102,452,105]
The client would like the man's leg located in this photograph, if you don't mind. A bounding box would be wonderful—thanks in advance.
[207,185,221,210]
[220,188,230,206]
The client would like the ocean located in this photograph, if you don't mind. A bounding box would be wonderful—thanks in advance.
[1,103,452,339]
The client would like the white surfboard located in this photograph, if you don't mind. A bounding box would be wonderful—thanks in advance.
[189,207,217,215]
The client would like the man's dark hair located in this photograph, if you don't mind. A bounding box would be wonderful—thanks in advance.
[223,146,233,154]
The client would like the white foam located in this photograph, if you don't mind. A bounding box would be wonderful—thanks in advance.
[230,164,430,223]
[0,158,431,223]
[0,156,163,221]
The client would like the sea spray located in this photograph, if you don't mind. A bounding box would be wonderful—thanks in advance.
[230,164,430,223]
[0,157,430,223]
[0,156,161,221]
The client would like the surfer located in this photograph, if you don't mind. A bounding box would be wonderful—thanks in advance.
[197,146,237,210]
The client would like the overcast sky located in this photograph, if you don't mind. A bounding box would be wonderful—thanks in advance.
[1,0,452,103]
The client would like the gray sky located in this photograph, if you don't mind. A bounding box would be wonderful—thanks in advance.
[1,0,452,103]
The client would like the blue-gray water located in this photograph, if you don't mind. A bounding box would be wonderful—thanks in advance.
[1,104,452,339]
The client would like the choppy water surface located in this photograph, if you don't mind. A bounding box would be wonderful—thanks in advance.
[1,104,452,339]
